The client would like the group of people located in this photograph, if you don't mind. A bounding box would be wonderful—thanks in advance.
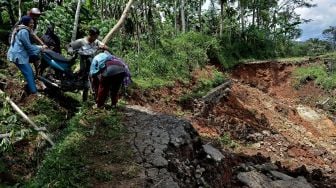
[7,8,131,108]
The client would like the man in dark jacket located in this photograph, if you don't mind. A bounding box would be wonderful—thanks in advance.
[41,23,61,53]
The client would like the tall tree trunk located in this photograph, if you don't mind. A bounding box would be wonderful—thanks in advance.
[181,0,186,33]
[18,0,22,18]
[100,0,104,20]
[252,0,255,26]
[239,0,245,34]
[256,0,260,29]
[198,0,202,32]
[71,0,82,42]
[136,22,141,74]
[219,1,224,37]
[38,0,43,12]
[174,0,178,34]
[6,0,16,26]
[57,0,63,6]
[142,0,147,36]
[102,0,134,44]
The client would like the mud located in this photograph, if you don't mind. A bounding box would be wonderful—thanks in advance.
[127,61,336,187]
[193,61,336,186]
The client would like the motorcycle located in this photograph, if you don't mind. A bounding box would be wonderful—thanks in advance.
[38,49,92,101]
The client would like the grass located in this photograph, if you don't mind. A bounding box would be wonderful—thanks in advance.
[29,106,92,187]
[179,70,227,104]
[134,77,175,89]
[124,32,217,90]
[218,133,238,149]
[275,56,310,63]
[318,51,336,59]
[293,65,336,90]
[239,56,310,64]
[29,106,136,187]
[24,97,68,131]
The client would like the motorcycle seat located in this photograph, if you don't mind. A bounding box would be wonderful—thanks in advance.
[43,49,73,63]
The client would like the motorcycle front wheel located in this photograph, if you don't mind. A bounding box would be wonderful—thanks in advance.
[82,88,88,102]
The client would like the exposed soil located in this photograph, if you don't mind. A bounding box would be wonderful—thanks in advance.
[128,61,336,187]
[193,61,336,185]
[224,61,336,171]
[2,58,336,187]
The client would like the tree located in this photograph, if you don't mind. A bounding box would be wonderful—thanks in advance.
[181,0,186,33]
[219,0,227,37]
[71,0,82,42]
[323,26,336,50]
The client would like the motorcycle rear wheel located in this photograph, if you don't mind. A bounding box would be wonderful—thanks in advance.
[82,88,88,102]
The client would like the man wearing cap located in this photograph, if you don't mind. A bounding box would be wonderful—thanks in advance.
[26,8,47,47]
[27,8,41,33]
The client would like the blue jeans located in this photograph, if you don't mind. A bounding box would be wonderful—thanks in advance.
[15,62,37,94]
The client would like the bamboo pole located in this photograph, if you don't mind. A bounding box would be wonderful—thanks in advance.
[0,133,11,139]
[102,0,134,44]
[0,89,55,146]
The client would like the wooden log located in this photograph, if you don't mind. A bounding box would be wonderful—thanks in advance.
[102,0,134,44]
[0,133,11,139]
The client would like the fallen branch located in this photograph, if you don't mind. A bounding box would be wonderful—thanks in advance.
[0,89,55,146]
[0,133,11,139]
[102,0,134,44]
[321,97,330,105]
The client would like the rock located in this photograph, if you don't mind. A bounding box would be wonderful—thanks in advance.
[146,168,159,178]
[202,144,225,162]
[293,165,309,177]
[270,176,313,188]
[237,171,272,188]
[198,80,232,116]
[269,171,293,180]
[254,163,278,172]
[247,132,264,141]
[311,169,323,181]
[296,105,321,122]
[237,171,313,188]
[262,130,271,137]
[150,154,168,167]
[252,142,261,148]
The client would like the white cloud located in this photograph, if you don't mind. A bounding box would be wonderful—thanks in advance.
[296,0,336,41]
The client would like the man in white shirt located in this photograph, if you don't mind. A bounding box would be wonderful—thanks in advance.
[69,27,110,77]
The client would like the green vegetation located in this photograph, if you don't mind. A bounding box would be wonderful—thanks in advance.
[1,0,336,186]
[30,106,133,187]
[25,97,68,131]
[179,69,227,104]
[318,51,336,59]
[0,93,78,152]
[1,0,331,90]
[218,133,238,149]
[125,32,219,89]
[293,65,336,90]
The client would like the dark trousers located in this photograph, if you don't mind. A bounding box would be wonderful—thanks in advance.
[92,72,125,107]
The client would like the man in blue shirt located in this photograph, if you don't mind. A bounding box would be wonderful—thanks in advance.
[89,52,131,108]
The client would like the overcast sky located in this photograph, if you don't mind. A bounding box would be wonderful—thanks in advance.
[202,0,336,41]
[296,0,336,41]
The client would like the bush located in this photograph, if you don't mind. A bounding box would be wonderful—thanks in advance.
[124,32,220,88]
[293,65,336,90]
